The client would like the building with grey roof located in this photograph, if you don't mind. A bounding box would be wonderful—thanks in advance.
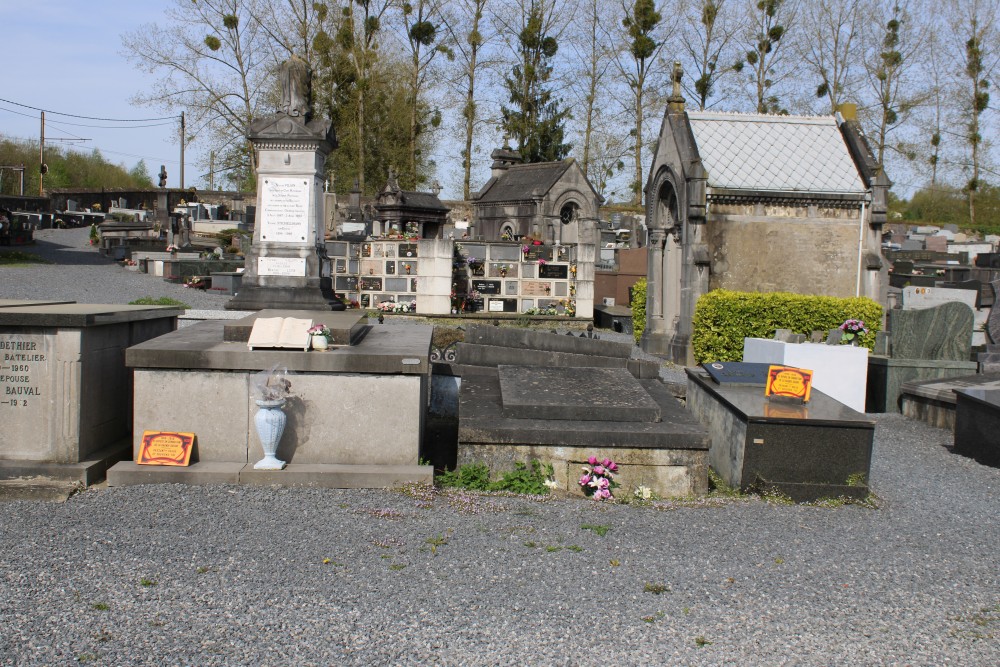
[470,146,603,246]
[641,66,890,365]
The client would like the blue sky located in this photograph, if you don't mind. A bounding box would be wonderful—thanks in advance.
[1,1,188,188]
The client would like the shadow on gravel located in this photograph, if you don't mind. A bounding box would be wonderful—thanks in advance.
[15,238,117,266]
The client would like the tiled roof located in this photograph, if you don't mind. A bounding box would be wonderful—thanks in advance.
[476,161,572,203]
[687,111,866,195]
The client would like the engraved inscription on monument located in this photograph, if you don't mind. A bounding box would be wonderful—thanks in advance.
[0,334,46,412]
[258,256,307,277]
[260,177,311,242]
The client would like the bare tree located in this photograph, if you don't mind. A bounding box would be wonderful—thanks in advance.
[121,0,273,189]
[798,0,864,114]
[565,0,623,179]
[947,0,1000,225]
[860,0,927,168]
[678,0,741,110]
[442,0,497,199]
[617,0,672,205]
[733,0,795,114]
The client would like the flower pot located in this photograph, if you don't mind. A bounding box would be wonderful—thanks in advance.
[253,399,287,470]
[311,334,329,351]
[405,267,411,275]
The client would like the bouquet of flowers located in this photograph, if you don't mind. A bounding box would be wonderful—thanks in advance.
[537,258,547,266]
[839,318,869,343]
[579,456,619,501]
[307,324,331,338]
[251,365,293,403]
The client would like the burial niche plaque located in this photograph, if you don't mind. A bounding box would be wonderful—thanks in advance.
[538,264,568,279]
[260,178,311,242]
[137,431,195,466]
[472,280,501,295]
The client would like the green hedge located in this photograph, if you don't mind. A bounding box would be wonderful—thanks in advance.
[630,278,647,345]
[691,290,882,362]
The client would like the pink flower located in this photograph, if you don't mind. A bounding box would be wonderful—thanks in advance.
[595,488,611,500]
[579,474,591,486]
[607,461,618,472]
[597,477,610,490]
[587,456,598,466]
[593,465,606,476]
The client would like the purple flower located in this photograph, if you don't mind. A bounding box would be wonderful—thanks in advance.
[579,473,592,487]
[587,455,598,466]
[607,461,618,472]
[593,465,606,476]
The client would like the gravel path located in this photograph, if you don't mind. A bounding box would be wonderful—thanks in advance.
[1,229,999,665]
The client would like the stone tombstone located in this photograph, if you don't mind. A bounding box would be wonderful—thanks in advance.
[902,286,977,312]
[893,260,914,274]
[988,280,1000,345]
[825,329,844,345]
[810,330,825,343]
[901,239,922,251]
[888,301,974,361]
[226,53,342,311]
[925,236,948,252]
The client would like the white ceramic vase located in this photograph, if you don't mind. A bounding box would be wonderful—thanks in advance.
[311,334,329,350]
[253,399,287,470]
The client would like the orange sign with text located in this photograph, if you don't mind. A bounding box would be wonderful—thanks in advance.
[765,366,813,403]
[137,431,195,466]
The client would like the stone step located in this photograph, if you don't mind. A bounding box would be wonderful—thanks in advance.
[107,461,432,489]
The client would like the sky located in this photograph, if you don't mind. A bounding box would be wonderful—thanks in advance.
[1,1,189,189]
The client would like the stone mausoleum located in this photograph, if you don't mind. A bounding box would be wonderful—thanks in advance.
[642,66,890,365]
[471,146,602,246]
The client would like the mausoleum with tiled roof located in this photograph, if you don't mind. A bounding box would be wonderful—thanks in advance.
[641,64,890,364]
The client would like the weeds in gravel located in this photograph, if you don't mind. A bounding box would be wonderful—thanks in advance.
[140,577,157,587]
[644,583,670,595]
[0,250,50,266]
[91,602,109,611]
[76,652,99,663]
[951,603,1000,639]
[581,523,610,537]
[128,296,190,309]
[425,531,451,554]
[389,563,407,571]
[610,559,620,567]
[641,611,665,623]
[694,636,712,647]
[566,545,584,552]
[437,460,553,495]
[196,566,211,574]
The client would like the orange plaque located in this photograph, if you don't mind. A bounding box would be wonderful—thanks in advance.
[137,431,195,466]
[765,365,813,403]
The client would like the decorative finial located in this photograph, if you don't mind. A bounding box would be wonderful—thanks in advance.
[668,61,686,112]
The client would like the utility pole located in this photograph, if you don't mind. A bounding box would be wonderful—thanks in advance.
[180,112,185,189]
[209,151,215,191]
[39,112,44,196]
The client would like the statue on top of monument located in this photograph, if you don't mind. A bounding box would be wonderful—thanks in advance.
[280,54,312,119]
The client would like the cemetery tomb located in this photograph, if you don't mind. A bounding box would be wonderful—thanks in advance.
[107,310,433,489]
[953,388,1000,467]
[0,302,181,488]
[686,367,875,502]
[900,373,1000,431]
[453,326,708,498]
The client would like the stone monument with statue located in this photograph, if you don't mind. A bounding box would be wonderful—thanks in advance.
[227,55,344,311]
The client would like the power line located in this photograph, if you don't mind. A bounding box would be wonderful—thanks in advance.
[0,96,177,122]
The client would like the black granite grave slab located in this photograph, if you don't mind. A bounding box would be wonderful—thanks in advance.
[954,388,1000,467]
[498,366,660,422]
[702,361,771,386]
[687,368,874,502]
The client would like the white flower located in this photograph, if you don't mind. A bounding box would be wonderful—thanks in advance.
[543,479,558,490]
[634,485,652,500]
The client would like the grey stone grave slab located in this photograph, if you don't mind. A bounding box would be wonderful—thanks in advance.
[826,329,844,345]
[702,361,771,386]
[988,280,1000,344]
[810,330,825,343]
[498,366,660,422]
[463,324,632,358]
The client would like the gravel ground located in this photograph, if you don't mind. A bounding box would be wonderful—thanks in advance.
[1,229,999,665]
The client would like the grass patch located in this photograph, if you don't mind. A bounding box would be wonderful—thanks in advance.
[91,602,110,611]
[581,523,610,537]
[0,250,49,266]
[437,460,553,495]
[128,296,190,309]
[644,583,670,595]
[140,577,157,587]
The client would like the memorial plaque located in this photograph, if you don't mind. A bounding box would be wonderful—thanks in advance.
[360,294,370,307]
[259,177,310,242]
[472,280,502,295]
[362,243,372,257]
[386,277,408,292]
[385,244,395,258]
[765,365,814,403]
[137,431,195,466]
[410,278,418,292]
[360,259,382,275]
[335,259,346,273]
[489,298,517,312]
[385,261,396,275]
[554,282,568,297]
[538,264,568,279]
[360,276,383,291]
[701,361,771,386]
[522,281,552,297]
[505,281,518,296]
[335,276,358,291]
[399,243,417,258]
[258,256,306,277]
